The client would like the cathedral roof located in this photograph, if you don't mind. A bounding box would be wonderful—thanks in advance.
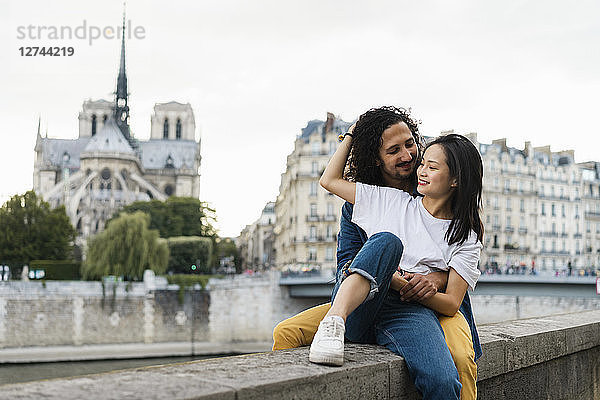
[82,118,135,155]
[39,138,90,168]
[139,139,198,170]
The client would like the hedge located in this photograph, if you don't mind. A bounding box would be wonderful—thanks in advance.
[167,236,213,274]
[29,260,81,280]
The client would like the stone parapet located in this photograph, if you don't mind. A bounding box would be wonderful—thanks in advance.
[1,310,599,399]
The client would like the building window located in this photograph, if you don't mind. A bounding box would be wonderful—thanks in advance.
[310,226,317,240]
[176,118,182,139]
[311,142,320,155]
[326,225,333,239]
[310,181,318,196]
[327,202,334,217]
[561,204,565,217]
[506,198,511,211]
[541,203,546,216]
[163,118,169,139]
[308,247,317,261]
[328,141,336,155]
[520,199,525,213]
[326,247,334,261]
[91,114,97,136]
[312,161,318,174]
[551,203,556,217]
[310,203,317,217]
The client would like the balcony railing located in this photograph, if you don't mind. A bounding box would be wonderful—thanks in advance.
[503,244,530,252]
[306,214,338,223]
[585,211,600,219]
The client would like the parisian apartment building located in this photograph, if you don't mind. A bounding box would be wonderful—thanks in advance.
[238,202,276,271]
[239,116,600,274]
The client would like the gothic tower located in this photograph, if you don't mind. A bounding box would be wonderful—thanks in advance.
[115,10,132,145]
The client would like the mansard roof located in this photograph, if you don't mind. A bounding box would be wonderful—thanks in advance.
[82,118,135,155]
[139,139,198,170]
[299,117,352,142]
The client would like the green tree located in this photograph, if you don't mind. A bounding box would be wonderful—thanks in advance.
[112,197,217,238]
[0,191,75,266]
[82,212,168,280]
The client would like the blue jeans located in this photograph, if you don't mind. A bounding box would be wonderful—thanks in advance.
[331,232,461,400]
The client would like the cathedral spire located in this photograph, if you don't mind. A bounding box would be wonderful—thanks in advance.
[114,3,131,143]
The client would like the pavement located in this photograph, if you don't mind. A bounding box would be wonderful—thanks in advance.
[0,341,273,363]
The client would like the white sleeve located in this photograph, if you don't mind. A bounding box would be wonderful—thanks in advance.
[449,233,482,290]
[351,182,408,237]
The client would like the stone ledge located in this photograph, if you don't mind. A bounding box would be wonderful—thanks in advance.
[1,310,599,400]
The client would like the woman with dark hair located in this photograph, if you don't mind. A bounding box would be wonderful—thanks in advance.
[309,112,483,400]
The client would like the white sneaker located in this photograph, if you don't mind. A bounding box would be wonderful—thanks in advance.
[309,315,345,366]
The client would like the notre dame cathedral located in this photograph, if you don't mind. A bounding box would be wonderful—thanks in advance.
[32,18,201,243]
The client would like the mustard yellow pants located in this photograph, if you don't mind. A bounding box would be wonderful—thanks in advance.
[273,302,477,400]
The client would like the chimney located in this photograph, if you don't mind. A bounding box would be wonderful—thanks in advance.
[524,141,531,158]
[492,138,508,152]
[325,112,335,134]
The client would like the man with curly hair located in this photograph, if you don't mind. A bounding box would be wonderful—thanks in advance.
[273,106,481,400]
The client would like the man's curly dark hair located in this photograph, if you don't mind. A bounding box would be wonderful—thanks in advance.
[345,106,423,188]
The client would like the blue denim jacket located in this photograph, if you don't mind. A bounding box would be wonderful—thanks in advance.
[336,202,483,361]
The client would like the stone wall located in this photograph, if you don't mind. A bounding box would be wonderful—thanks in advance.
[471,294,600,324]
[1,273,599,349]
[2,310,599,399]
[0,281,209,348]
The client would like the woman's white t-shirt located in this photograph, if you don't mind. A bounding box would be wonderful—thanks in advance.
[351,182,482,290]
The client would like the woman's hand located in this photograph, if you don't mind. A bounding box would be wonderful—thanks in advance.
[347,122,356,135]
[390,271,409,292]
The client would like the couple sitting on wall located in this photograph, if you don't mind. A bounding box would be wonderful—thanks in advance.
[272,106,484,400]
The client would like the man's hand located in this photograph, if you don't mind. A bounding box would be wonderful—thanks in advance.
[398,272,439,302]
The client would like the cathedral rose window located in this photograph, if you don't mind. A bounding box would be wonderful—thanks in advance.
[101,168,111,180]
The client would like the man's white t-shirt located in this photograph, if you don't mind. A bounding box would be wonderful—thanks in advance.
[351,182,482,290]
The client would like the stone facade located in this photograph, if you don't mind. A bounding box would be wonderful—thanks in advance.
[32,22,202,243]
[471,134,600,272]
[273,113,351,271]
[238,202,276,270]
[267,118,600,273]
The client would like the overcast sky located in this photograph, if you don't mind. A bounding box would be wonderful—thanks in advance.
[1,0,599,237]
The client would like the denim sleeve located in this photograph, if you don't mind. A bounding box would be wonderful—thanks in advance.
[336,202,367,270]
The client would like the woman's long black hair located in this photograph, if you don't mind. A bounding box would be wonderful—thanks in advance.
[345,106,423,188]
[426,134,484,245]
